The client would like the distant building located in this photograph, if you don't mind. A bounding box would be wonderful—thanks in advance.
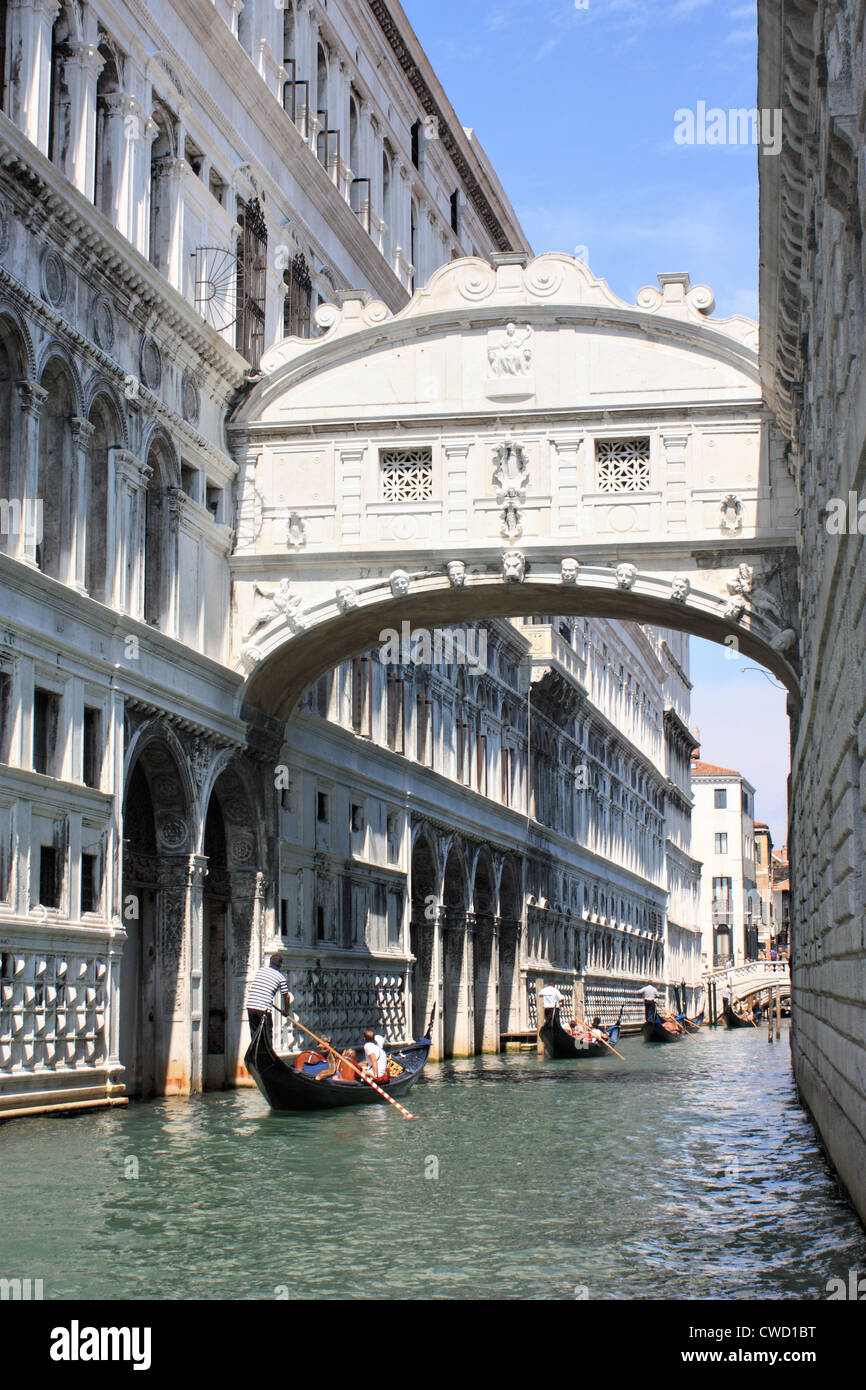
[754,822,774,952]
[691,755,758,968]
[771,845,790,949]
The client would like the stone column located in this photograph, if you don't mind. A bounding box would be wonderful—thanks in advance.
[69,416,94,592]
[8,380,46,566]
[111,452,150,617]
[56,40,104,194]
[552,437,583,538]
[661,431,689,536]
[444,443,470,542]
[443,908,473,1057]
[227,868,265,1084]
[156,854,205,1097]
[165,485,186,639]
[7,0,60,153]
[473,914,499,1053]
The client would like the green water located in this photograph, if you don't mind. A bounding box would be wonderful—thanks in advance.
[2,1024,864,1300]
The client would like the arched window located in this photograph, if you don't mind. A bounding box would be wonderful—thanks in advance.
[0,319,26,552]
[37,359,76,580]
[349,95,360,171]
[148,100,176,271]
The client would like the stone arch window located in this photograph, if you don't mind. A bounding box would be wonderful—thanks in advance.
[93,36,123,217]
[85,394,121,601]
[143,439,173,628]
[148,99,177,272]
[0,317,27,555]
[47,3,77,168]
[37,358,76,580]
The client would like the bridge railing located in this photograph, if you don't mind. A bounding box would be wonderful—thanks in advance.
[703,960,790,987]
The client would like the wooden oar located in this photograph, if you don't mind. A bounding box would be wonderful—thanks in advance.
[581,1018,626,1061]
[275,1008,417,1119]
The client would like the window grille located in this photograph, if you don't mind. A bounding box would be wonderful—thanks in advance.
[595,438,651,493]
[380,449,433,502]
[236,197,267,370]
[284,252,312,338]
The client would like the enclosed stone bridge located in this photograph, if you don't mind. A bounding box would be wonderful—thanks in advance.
[228,253,801,716]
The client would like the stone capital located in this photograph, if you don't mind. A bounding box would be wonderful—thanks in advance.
[15,380,48,417]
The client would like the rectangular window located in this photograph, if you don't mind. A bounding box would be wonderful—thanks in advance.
[80,852,98,914]
[82,707,102,789]
[380,448,433,502]
[714,788,727,809]
[33,687,60,777]
[457,722,472,786]
[351,658,372,738]
[316,792,329,823]
[39,844,59,908]
[280,899,289,937]
[450,190,460,235]
[316,903,325,940]
[416,693,433,768]
[715,832,728,854]
[742,788,751,816]
[595,437,651,493]
[351,803,364,834]
[386,674,405,753]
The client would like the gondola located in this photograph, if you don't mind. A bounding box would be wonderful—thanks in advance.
[538,1007,621,1059]
[642,1006,683,1043]
[680,1008,705,1034]
[723,1003,755,1029]
[244,1014,433,1111]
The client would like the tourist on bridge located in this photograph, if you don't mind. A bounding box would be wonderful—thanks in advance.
[362,1029,389,1083]
[246,954,293,1044]
[639,982,659,1020]
[538,982,566,1024]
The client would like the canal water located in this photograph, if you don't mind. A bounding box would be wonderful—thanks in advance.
[2,1023,864,1300]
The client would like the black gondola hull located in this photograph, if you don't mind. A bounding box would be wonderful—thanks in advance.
[642,1011,683,1043]
[723,1004,754,1029]
[538,1011,621,1059]
[244,1024,431,1111]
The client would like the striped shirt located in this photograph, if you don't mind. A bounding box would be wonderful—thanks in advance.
[246,966,292,1012]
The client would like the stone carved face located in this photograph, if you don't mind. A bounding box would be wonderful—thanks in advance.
[561,558,579,585]
[671,574,691,603]
[501,549,525,583]
[389,569,410,598]
[446,561,466,589]
[336,585,358,614]
[616,563,637,591]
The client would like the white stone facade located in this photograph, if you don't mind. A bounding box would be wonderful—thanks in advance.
[691,761,758,971]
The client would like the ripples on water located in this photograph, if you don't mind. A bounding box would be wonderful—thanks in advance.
[1,1024,864,1300]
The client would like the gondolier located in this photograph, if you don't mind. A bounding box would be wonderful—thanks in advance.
[538,982,565,1024]
[639,982,659,1020]
[246,954,293,1043]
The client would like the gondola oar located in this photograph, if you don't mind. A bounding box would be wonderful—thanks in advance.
[581,1018,626,1061]
[275,1008,418,1119]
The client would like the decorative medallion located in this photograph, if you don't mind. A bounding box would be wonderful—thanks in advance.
[41,250,67,308]
[231,837,254,864]
[91,295,115,352]
[158,816,187,848]
[181,371,200,424]
[139,336,162,392]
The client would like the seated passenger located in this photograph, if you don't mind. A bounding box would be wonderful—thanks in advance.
[362,1028,389,1082]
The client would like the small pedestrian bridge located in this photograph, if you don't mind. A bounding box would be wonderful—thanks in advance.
[703,960,791,1013]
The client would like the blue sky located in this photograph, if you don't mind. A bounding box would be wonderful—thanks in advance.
[404,0,790,840]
